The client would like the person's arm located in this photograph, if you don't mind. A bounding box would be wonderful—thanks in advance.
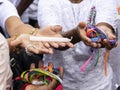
[0,1,73,54]
[17,0,34,16]
[5,16,34,36]
[5,16,74,54]
[0,0,31,35]
[94,0,118,49]
[59,22,117,50]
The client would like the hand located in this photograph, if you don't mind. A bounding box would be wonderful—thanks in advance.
[24,61,62,90]
[10,25,74,54]
[10,34,53,54]
[77,22,102,48]
[36,25,74,48]
[96,24,118,50]
[77,22,118,49]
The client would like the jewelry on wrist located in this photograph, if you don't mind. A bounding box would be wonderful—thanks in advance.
[29,28,39,35]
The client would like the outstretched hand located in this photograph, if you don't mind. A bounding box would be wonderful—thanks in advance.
[36,25,74,48]
[10,25,74,54]
[96,24,118,50]
[77,22,101,48]
[76,22,118,49]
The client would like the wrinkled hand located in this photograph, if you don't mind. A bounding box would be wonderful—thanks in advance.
[10,25,74,54]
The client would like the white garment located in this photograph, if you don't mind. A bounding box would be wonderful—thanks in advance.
[27,0,39,20]
[8,0,29,23]
[0,0,19,29]
[109,1,120,90]
[116,0,120,6]
[0,1,18,89]
[9,0,39,22]
[0,33,13,90]
[8,0,20,7]
[38,0,117,90]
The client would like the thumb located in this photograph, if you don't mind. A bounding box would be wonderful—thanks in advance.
[77,22,91,43]
[30,63,35,69]
[78,22,86,29]
[106,30,116,40]
[51,25,63,33]
[10,38,22,47]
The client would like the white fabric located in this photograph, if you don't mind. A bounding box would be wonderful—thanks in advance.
[0,0,19,29]
[0,33,13,90]
[8,0,20,7]
[116,0,120,6]
[9,0,39,22]
[27,0,39,20]
[38,0,117,90]
[8,0,29,23]
[109,1,120,89]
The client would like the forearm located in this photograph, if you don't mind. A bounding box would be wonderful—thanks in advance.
[17,0,34,16]
[5,16,34,37]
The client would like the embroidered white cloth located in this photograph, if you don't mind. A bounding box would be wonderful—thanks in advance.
[38,0,117,90]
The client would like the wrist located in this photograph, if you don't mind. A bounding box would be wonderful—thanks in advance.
[29,28,39,36]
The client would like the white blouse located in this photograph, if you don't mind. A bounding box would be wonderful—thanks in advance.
[0,0,19,29]
[38,0,117,90]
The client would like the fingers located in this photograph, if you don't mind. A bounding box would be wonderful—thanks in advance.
[77,22,117,49]
[10,34,54,54]
[38,25,73,49]
[30,63,35,69]
[105,30,116,40]
[77,22,106,48]
[38,60,44,68]
[25,43,54,55]
[77,23,96,47]
[50,25,62,33]
[100,29,117,50]
[102,39,118,50]
[65,42,74,48]
[77,22,93,45]
[51,25,74,48]
[10,37,22,47]
[48,42,59,48]
[42,42,50,48]
[10,34,29,47]
[78,22,86,29]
